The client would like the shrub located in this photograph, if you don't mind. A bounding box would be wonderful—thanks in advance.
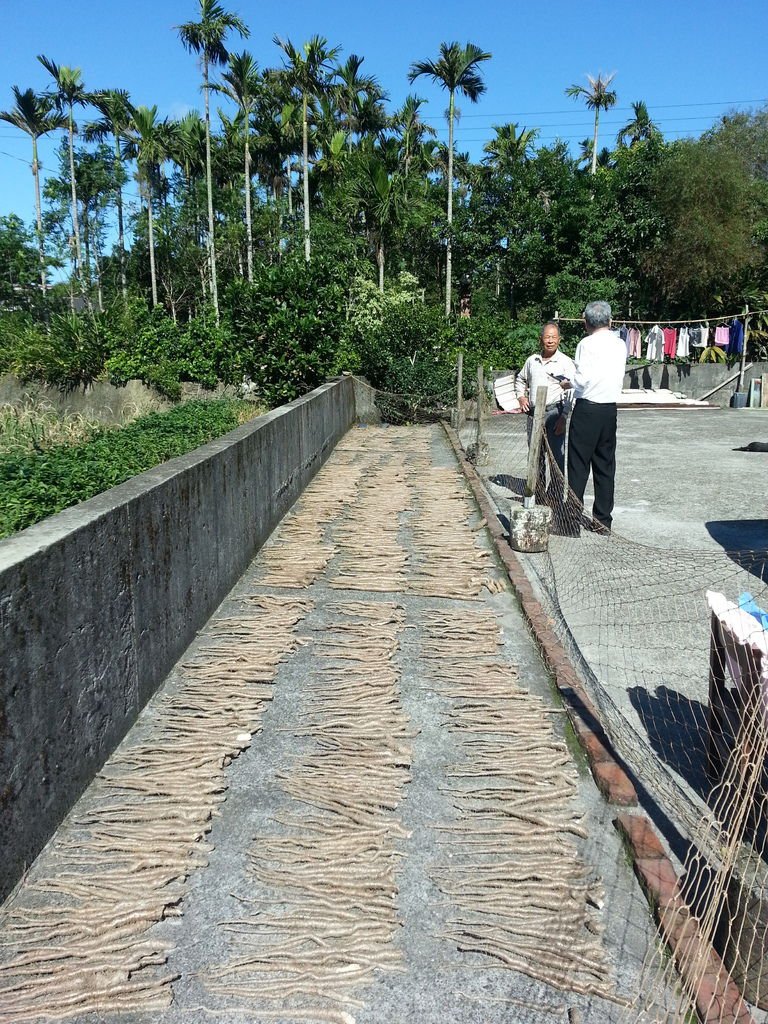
[222,253,348,405]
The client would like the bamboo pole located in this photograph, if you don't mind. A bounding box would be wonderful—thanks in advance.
[737,304,750,394]
[474,364,488,466]
[525,386,549,503]
[457,352,464,427]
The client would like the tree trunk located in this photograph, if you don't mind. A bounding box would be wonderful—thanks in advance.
[114,133,127,299]
[286,158,293,216]
[590,107,599,175]
[31,135,46,295]
[67,108,84,298]
[83,212,91,291]
[203,58,220,322]
[377,239,384,293]
[302,94,310,262]
[146,182,158,307]
[244,133,253,283]
[94,242,104,312]
[445,90,454,317]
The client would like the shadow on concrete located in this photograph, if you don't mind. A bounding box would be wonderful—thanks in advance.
[705,520,768,586]
[489,473,525,498]
[628,684,711,803]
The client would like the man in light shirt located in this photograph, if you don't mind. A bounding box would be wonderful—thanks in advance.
[514,322,575,498]
[564,301,626,532]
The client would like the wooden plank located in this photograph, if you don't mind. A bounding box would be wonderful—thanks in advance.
[526,386,548,500]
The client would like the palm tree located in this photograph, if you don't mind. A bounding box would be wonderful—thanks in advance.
[212,51,260,282]
[273,35,342,262]
[177,0,249,320]
[123,105,179,307]
[482,122,539,172]
[391,94,436,176]
[408,41,491,315]
[333,55,386,141]
[347,151,409,292]
[0,87,66,294]
[565,72,617,175]
[576,137,613,171]
[616,100,660,147]
[84,89,134,298]
[37,56,89,291]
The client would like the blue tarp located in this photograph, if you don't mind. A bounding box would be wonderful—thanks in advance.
[738,592,768,631]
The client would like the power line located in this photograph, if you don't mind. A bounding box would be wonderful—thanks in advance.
[0,148,32,165]
[420,98,767,120]
[441,114,749,134]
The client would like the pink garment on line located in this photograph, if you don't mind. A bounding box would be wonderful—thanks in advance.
[715,324,730,347]
[628,327,642,358]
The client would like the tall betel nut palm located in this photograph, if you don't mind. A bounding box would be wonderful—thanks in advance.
[565,71,617,175]
[212,51,260,283]
[274,35,342,262]
[37,56,89,293]
[408,41,491,315]
[123,106,179,308]
[177,0,249,321]
[85,89,135,299]
[0,87,66,294]
[616,100,660,148]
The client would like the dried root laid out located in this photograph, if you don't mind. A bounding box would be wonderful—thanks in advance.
[205,601,411,1016]
[422,607,616,1004]
[0,596,311,1024]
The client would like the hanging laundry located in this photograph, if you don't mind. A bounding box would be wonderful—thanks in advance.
[691,326,705,348]
[628,327,642,358]
[663,327,678,358]
[676,326,690,359]
[715,324,730,347]
[727,318,744,357]
[698,324,710,348]
[645,325,664,361]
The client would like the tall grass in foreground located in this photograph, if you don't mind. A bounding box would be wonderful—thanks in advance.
[0,402,106,456]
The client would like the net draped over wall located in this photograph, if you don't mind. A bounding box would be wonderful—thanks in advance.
[360,375,768,1024]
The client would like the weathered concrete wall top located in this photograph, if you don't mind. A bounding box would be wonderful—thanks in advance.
[0,377,356,902]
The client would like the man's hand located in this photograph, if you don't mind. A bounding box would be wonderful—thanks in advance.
[559,379,572,390]
[518,395,530,413]
[554,414,566,436]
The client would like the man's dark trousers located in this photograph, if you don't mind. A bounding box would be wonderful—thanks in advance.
[567,398,617,529]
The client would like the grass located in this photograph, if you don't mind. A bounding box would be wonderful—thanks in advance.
[0,402,106,456]
[0,398,265,540]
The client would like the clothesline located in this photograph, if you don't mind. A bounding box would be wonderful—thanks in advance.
[553,307,768,326]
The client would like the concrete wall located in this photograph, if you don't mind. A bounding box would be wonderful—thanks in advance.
[624,361,768,406]
[0,377,356,901]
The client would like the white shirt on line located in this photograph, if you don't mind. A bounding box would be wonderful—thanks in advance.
[514,349,577,411]
[572,327,627,403]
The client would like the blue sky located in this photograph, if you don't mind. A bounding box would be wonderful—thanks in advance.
[1,0,767,227]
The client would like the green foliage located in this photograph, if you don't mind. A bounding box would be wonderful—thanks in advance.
[698,345,727,363]
[340,271,540,399]
[0,311,111,390]
[647,137,759,311]
[105,301,223,399]
[0,215,41,311]
[0,399,254,538]
[222,252,348,403]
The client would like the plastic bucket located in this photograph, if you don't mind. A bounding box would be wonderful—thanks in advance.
[731,392,748,409]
